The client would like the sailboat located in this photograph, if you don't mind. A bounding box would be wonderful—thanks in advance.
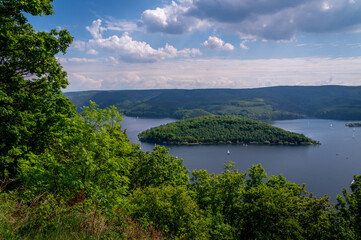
[227,150,230,155]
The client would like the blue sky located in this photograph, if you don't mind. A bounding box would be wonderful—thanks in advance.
[29,0,361,91]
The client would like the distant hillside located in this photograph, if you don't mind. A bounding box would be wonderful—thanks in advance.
[138,115,318,145]
[65,86,361,120]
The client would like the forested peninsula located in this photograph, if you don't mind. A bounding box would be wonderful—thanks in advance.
[139,115,318,145]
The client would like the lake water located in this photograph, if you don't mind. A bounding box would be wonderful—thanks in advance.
[122,117,361,201]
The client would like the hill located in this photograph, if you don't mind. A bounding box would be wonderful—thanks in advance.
[65,85,361,120]
[138,115,318,145]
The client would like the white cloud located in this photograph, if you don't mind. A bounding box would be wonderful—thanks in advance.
[58,57,98,63]
[202,36,234,51]
[71,40,87,51]
[139,0,208,34]
[104,18,139,32]
[84,19,201,62]
[86,49,99,55]
[86,19,104,39]
[68,73,102,90]
[88,32,201,62]
[239,40,249,50]
[322,2,332,11]
[62,57,361,91]
[139,0,361,40]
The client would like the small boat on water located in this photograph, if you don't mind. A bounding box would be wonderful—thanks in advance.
[227,150,230,155]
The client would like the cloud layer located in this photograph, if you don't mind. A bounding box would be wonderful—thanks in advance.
[139,0,361,40]
[62,57,361,91]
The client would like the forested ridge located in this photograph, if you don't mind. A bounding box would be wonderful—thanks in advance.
[66,85,361,121]
[139,115,317,145]
[1,1,361,239]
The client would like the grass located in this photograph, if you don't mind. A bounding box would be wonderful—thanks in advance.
[0,192,162,240]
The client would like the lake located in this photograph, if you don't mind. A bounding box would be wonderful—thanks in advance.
[122,117,361,201]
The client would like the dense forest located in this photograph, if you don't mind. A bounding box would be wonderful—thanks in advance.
[1,1,361,239]
[138,115,317,145]
[65,86,361,120]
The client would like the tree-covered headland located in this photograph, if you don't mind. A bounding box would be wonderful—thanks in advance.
[138,115,318,145]
[346,123,361,127]
[1,1,361,239]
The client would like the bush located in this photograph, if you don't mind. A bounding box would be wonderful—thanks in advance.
[129,185,210,239]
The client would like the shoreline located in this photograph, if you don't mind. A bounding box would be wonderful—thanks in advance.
[141,141,320,146]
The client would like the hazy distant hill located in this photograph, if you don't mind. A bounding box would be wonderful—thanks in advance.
[65,86,361,120]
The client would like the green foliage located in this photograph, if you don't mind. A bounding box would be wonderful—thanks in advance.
[335,175,361,239]
[18,102,137,207]
[1,2,360,239]
[190,163,334,239]
[67,86,361,121]
[129,185,210,239]
[240,173,333,239]
[130,145,189,189]
[190,162,246,239]
[138,115,317,145]
[345,122,361,127]
[173,109,213,119]
[0,0,75,180]
[66,90,306,120]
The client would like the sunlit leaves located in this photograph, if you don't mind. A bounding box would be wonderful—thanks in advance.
[129,185,210,239]
[0,0,74,180]
[190,163,334,239]
[336,175,361,239]
[18,103,136,207]
[130,145,189,189]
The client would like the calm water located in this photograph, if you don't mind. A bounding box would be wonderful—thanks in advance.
[122,117,361,201]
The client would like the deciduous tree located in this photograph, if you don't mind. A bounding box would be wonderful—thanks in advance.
[0,0,74,180]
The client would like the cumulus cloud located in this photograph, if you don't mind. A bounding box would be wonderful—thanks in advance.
[202,36,234,50]
[88,31,201,62]
[139,0,361,40]
[139,0,208,34]
[86,49,99,55]
[81,19,201,62]
[86,19,104,39]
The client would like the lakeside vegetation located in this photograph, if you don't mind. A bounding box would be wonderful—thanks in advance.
[65,86,361,121]
[346,123,361,127]
[138,115,318,145]
[2,1,361,239]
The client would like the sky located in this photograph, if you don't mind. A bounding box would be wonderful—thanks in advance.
[28,0,361,91]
